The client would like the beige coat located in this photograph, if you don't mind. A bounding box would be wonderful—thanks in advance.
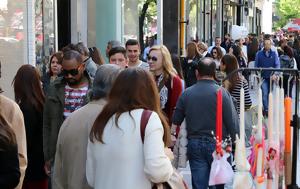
[53,99,106,189]
[0,95,27,189]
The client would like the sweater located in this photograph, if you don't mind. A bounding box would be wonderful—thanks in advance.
[255,49,280,78]
[86,109,173,189]
[53,99,106,189]
[0,95,27,189]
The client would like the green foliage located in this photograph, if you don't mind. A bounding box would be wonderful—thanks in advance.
[275,0,300,28]
[138,0,157,24]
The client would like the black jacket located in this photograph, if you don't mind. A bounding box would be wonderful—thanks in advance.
[182,55,201,88]
[20,102,47,181]
[0,143,20,189]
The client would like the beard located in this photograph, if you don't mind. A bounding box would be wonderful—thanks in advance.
[65,78,81,86]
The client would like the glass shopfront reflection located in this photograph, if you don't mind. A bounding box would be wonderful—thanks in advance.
[0,0,26,97]
[0,0,56,98]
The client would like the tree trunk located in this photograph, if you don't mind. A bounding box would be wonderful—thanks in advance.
[139,1,150,54]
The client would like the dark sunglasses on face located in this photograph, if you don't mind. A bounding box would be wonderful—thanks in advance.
[62,64,83,76]
[212,51,217,54]
[147,55,158,62]
[62,69,79,76]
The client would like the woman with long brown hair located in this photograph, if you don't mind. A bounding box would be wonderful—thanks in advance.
[182,42,201,87]
[220,54,252,114]
[211,46,224,69]
[13,65,48,189]
[42,52,63,94]
[87,68,173,189]
[0,114,20,189]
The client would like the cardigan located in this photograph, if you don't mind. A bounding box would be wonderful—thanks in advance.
[53,99,106,189]
[0,95,27,189]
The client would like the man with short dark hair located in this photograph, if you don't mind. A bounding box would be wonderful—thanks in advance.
[108,46,128,68]
[43,50,92,175]
[221,33,233,53]
[53,64,121,189]
[255,38,280,115]
[172,57,239,189]
[208,37,227,55]
[125,39,149,70]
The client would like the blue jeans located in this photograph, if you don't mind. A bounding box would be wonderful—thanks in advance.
[187,137,224,189]
[261,78,270,112]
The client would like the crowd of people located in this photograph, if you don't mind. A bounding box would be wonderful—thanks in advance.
[1,31,300,189]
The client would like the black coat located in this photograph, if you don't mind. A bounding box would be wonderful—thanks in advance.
[19,102,47,181]
[0,142,20,189]
[182,55,201,88]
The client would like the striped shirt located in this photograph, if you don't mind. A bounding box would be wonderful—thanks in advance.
[231,78,252,114]
[64,84,89,118]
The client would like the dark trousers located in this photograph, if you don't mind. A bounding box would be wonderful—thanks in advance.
[187,137,225,189]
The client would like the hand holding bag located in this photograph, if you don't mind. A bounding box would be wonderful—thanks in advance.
[208,89,234,186]
[140,110,188,189]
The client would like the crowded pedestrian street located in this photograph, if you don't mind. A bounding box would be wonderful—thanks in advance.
[1,0,300,189]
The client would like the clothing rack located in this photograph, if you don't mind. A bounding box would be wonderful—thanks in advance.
[223,68,300,189]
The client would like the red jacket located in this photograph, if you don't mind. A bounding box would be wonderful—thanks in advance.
[167,75,185,126]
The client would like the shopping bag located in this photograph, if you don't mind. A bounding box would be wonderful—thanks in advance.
[209,152,234,186]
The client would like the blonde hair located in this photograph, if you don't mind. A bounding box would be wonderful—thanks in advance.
[149,45,177,79]
[198,42,208,51]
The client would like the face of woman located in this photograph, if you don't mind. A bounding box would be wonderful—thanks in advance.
[51,57,62,76]
[148,50,163,75]
[212,50,218,59]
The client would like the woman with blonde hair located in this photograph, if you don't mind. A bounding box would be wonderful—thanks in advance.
[147,45,184,128]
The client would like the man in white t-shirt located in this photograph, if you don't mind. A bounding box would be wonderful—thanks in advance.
[208,37,226,56]
[125,39,149,70]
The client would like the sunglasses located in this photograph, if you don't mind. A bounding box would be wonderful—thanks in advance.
[212,51,217,54]
[62,65,82,76]
[147,55,158,62]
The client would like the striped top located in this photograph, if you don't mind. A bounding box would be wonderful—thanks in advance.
[64,84,89,118]
[230,78,252,114]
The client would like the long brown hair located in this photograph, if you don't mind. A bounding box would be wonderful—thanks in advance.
[13,65,45,112]
[212,46,223,60]
[221,54,240,92]
[0,114,17,151]
[186,42,200,59]
[90,68,171,146]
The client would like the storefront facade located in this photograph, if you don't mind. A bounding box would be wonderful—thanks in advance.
[0,0,56,98]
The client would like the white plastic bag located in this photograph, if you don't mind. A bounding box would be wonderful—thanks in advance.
[209,152,234,186]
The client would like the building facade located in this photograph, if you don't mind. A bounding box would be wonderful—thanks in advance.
[0,0,270,98]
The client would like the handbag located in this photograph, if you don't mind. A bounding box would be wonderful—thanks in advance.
[140,110,188,189]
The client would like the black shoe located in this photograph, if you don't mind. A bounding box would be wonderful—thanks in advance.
[263,110,268,117]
